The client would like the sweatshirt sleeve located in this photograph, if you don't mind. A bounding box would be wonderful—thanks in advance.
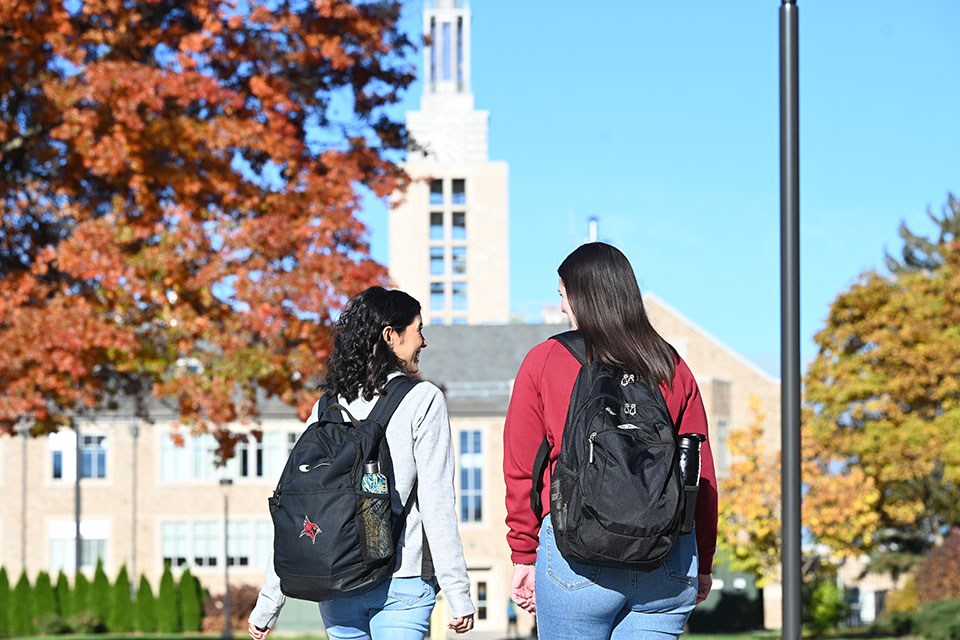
[411,384,477,619]
[662,357,718,575]
[503,345,548,564]
[249,548,286,629]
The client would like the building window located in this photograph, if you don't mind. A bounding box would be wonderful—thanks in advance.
[452,282,467,312]
[193,434,217,480]
[430,246,445,275]
[452,179,466,205]
[459,430,482,522]
[79,434,107,479]
[430,317,444,325]
[191,521,219,567]
[225,434,265,479]
[716,419,729,476]
[430,211,444,241]
[287,432,298,457]
[161,433,191,482]
[242,434,264,477]
[441,22,452,81]
[161,521,189,568]
[452,212,466,240]
[451,246,466,275]
[452,316,467,325]
[430,282,445,312]
[49,520,108,573]
[476,581,488,620]
[254,521,273,569]
[227,521,250,566]
[429,17,436,87]
[430,180,443,205]
[53,450,63,479]
[456,17,464,90]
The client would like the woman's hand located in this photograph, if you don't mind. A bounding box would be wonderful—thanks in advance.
[696,573,713,604]
[247,621,271,640]
[510,564,537,614]
[448,613,475,634]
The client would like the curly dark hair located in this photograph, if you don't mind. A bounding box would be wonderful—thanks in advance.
[324,286,421,402]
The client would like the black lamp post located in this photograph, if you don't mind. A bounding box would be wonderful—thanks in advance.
[780,1,801,639]
[220,477,234,639]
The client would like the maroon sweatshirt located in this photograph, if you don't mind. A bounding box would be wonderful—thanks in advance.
[503,338,718,574]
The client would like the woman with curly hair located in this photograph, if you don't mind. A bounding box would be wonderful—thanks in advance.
[248,286,475,639]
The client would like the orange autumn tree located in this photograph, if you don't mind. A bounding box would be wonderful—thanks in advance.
[0,0,416,454]
[804,204,960,569]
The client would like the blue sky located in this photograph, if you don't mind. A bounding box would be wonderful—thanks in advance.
[359,0,960,377]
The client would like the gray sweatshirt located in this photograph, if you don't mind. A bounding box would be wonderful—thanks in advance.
[249,376,476,626]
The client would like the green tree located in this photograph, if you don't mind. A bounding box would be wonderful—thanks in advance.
[0,567,10,635]
[134,575,157,633]
[10,571,33,635]
[179,568,204,631]
[33,570,58,621]
[156,564,180,632]
[885,193,960,273]
[109,565,134,632]
[73,572,91,616]
[55,571,71,617]
[805,231,960,563]
[90,558,111,623]
[806,579,848,634]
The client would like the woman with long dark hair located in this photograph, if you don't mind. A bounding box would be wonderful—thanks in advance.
[503,243,717,639]
[248,286,475,639]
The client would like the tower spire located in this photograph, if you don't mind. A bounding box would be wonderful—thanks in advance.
[422,0,473,111]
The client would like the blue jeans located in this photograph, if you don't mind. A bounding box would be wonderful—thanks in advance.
[536,515,698,640]
[317,576,436,640]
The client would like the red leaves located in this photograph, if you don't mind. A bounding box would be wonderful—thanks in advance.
[0,0,415,452]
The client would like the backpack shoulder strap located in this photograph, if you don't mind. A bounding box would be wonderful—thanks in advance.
[551,330,587,365]
[366,375,421,427]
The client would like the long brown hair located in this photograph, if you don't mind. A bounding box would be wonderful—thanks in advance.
[558,242,675,388]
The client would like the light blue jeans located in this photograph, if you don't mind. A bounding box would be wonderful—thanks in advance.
[317,576,436,640]
[536,515,698,640]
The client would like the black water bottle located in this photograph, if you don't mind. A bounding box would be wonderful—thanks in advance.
[678,433,706,534]
[678,433,706,487]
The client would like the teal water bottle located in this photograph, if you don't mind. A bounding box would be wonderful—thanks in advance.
[362,461,388,494]
[361,461,392,559]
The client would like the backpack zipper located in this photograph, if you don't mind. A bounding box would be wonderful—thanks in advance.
[586,426,672,465]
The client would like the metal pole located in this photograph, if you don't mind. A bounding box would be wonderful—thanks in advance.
[780,2,802,640]
[220,478,233,639]
[74,418,83,573]
[130,424,140,588]
[20,424,28,570]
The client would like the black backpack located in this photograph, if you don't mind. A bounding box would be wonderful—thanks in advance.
[269,375,426,601]
[530,331,695,570]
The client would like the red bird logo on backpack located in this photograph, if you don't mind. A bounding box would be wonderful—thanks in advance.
[299,515,322,543]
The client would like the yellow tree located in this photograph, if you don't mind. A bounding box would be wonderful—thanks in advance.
[718,397,782,585]
[804,236,960,565]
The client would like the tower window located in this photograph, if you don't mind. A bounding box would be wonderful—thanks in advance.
[452,212,466,240]
[452,179,466,205]
[429,17,437,88]
[452,246,466,275]
[430,282,445,312]
[457,17,464,90]
[430,212,443,240]
[452,282,467,311]
[429,179,443,205]
[441,22,452,81]
[430,247,445,276]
